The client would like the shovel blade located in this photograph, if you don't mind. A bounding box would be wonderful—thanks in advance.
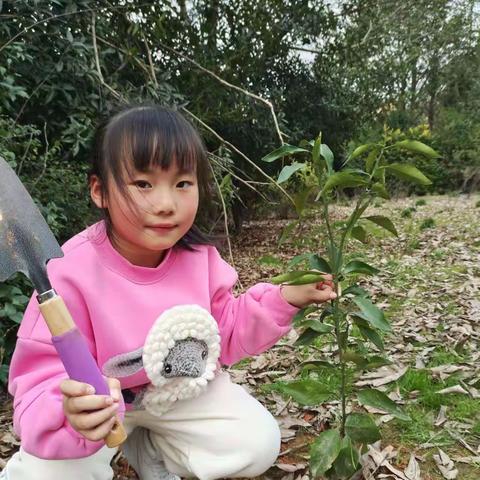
[0,157,63,287]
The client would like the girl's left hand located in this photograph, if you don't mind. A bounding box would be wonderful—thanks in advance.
[280,274,337,308]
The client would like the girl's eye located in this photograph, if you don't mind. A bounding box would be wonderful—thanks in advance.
[177,180,193,189]
[134,180,152,189]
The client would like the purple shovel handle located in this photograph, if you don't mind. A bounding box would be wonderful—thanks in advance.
[52,328,109,396]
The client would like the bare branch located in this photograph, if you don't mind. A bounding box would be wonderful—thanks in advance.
[182,107,294,205]
[208,162,237,281]
[91,12,125,102]
[143,35,158,88]
[289,45,322,54]
[157,41,285,146]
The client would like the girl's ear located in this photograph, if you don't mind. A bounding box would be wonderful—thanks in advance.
[90,175,107,208]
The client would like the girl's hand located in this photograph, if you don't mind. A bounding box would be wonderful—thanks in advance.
[60,377,121,442]
[280,273,337,308]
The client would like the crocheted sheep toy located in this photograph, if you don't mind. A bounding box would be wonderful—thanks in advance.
[102,305,221,416]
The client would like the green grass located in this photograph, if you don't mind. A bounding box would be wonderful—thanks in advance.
[387,367,480,447]
[426,347,462,367]
[420,217,436,230]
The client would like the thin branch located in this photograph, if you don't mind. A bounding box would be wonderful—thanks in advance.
[32,122,49,187]
[96,35,152,78]
[209,162,238,285]
[17,131,35,176]
[289,45,322,54]
[91,12,125,102]
[208,152,270,201]
[143,35,158,88]
[156,40,285,146]
[182,107,295,205]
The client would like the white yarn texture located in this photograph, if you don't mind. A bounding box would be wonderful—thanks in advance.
[141,304,221,416]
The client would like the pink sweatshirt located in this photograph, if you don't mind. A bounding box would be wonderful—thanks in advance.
[8,221,298,460]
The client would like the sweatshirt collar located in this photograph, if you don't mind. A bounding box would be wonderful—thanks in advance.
[88,221,176,284]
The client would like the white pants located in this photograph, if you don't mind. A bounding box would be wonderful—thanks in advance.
[1,372,281,480]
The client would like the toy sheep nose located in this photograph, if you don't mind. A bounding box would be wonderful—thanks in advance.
[175,361,204,378]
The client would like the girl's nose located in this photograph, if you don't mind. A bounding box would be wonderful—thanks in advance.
[152,190,175,215]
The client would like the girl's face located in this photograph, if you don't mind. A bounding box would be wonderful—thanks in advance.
[91,163,199,267]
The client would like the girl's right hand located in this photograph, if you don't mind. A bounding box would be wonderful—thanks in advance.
[60,378,121,442]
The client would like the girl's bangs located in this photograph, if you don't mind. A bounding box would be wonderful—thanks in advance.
[115,108,202,177]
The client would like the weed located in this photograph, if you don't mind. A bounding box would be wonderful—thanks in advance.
[420,218,436,230]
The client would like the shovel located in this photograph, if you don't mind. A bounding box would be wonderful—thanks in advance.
[0,156,126,447]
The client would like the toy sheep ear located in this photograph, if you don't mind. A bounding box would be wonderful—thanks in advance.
[102,347,144,378]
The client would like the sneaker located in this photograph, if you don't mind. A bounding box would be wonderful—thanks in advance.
[122,427,180,480]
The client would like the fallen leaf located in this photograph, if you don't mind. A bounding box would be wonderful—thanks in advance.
[437,385,469,395]
[404,454,421,480]
[275,463,307,472]
[435,406,448,426]
[433,448,458,479]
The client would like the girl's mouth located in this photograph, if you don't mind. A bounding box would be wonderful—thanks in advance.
[146,224,177,233]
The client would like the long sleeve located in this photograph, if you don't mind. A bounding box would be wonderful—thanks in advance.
[8,258,125,459]
[208,247,299,366]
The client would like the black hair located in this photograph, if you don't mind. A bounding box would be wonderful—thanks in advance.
[89,104,214,250]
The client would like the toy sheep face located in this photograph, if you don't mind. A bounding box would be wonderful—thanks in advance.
[102,337,209,379]
[163,337,208,378]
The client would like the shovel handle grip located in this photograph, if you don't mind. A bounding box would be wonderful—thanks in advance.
[39,295,127,448]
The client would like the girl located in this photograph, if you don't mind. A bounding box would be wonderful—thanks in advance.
[1,105,336,480]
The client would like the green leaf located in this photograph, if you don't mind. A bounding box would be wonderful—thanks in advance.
[345,413,381,444]
[267,379,333,405]
[357,389,411,421]
[353,297,391,332]
[309,254,332,273]
[371,182,390,199]
[292,306,317,323]
[333,436,361,478]
[343,351,368,366]
[301,360,336,370]
[320,144,334,175]
[349,143,376,160]
[277,162,306,184]
[353,317,385,350]
[364,215,398,236]
[383,163,432,186]
[270,270,320,284]
[299,139,314,148]
[343,285,370,297]
[295,328,329,346]
[350,225,368,243]
[365,149,379,174]
[301,320,334,334]
[322,172,368,194]
[394,140,440,159]
[271,271,327,286]
[261,144,309,163]
[343,260,380,276]
[310,429,342,477]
